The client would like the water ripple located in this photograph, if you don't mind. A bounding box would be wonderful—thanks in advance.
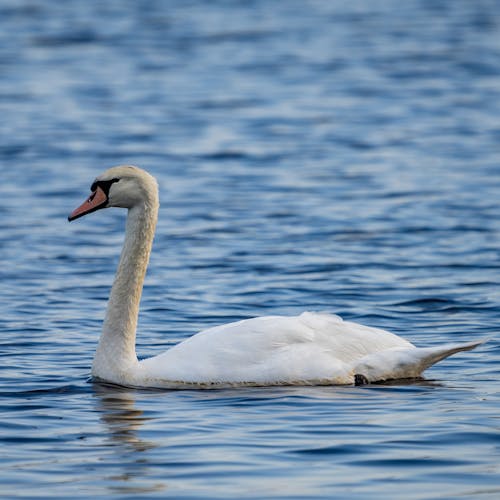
[1,0,500,499]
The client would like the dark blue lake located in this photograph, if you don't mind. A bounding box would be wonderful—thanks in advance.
[1,0,500,498]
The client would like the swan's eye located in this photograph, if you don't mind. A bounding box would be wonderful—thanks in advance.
[90,178,120,195]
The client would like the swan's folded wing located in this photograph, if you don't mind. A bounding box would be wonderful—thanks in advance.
[139,314,333,384]
[137,312,410,386]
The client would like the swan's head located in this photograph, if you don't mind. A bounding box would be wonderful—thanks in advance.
[68,165,159,221]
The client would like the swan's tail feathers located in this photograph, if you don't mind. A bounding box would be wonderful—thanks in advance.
[353,339,484,384]
[414,340,484,371]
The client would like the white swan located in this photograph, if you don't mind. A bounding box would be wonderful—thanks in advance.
[68,165,481,388]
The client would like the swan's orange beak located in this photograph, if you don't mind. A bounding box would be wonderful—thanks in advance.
[68,186,108,221]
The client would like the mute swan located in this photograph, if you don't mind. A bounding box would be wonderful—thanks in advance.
[68,165,481,388]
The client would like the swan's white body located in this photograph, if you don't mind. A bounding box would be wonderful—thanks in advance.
[69,166,481,388]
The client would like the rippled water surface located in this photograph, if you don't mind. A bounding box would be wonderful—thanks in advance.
[1,1,500,498]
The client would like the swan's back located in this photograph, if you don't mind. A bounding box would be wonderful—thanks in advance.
[137,312,413,386]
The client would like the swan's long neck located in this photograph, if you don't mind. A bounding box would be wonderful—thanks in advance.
[92,195,158,381]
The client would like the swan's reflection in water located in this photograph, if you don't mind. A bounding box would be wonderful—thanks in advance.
[91,377,444,496]
[92,382,167,495]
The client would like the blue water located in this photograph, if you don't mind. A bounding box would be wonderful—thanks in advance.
[1,0,500,498]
